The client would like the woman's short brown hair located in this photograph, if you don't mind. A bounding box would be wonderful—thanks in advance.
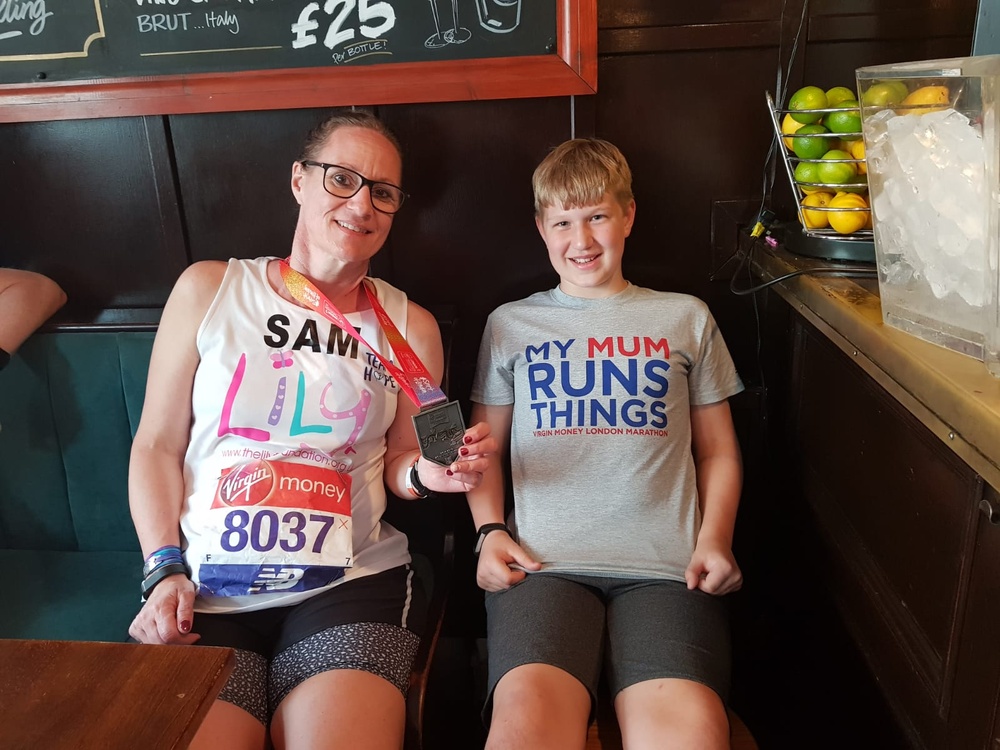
[300,109,403,164]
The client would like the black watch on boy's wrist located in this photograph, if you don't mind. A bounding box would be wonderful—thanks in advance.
[474,523,510,555]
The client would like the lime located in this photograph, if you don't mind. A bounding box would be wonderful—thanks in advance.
[885,80,910,101]
[861,82,907,108]
[825,86,857,107]
[816,149,858,186]
[791,124,831,160]
[838,180,869,195]
[788,86,828,124]
[800,192,834,229]
[793,161,823,194]
[824,100,862,140]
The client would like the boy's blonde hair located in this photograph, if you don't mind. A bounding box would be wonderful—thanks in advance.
[532,138,634,216]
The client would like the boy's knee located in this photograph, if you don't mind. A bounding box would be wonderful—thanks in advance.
[488,664,591,747]
[617,679,730,750]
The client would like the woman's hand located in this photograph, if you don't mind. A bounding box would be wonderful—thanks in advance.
[476,531,541,592]
[128,575,201,646]
[418,420,498,493]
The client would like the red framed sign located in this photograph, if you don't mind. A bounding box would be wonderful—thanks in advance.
[0,0,596,122]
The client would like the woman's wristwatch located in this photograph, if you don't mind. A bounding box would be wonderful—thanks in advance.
[474,523,511,555]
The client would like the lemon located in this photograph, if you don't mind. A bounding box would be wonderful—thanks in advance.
[793,161,823,193]
[826,86,857,107]
[848,139,867,174]
[792,124,831,160]
[781,113,805,150]
[800,192,834,229]
[899,85,950,114]
[789,86,828,124]
[824,100,862,140]
[828,192,870,234]
[816,149,858,186]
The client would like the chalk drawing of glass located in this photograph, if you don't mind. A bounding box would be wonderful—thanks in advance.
[425,0,472,48]
[476,0,521,33]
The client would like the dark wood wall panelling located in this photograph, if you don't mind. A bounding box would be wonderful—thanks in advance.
[1,117,186,326]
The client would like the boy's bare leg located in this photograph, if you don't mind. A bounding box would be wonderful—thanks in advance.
[615,678,730,750]
[486,663,590,750]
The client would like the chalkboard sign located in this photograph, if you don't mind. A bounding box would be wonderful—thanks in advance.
[0,0,596,122]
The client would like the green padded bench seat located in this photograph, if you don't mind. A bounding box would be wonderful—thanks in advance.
[0,331,155,642]
[0,326,455,749]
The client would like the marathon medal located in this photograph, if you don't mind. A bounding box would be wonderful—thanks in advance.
[280,260,464,466]
[412,399,466,467]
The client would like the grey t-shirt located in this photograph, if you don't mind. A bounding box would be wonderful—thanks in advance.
[472,283,744,581]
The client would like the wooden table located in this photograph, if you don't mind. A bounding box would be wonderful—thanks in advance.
[0,639,235,750]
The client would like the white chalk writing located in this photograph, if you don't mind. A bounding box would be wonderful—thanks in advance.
[0,0,52,37]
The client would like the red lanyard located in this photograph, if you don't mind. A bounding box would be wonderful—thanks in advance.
[278,260,448,410]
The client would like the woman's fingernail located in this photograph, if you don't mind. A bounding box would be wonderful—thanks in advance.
[446,469,454,476]
[460,447,469,456]
[464,436,472,444]
[180,620,191,633]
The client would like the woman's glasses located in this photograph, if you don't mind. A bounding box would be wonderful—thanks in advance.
[300,160,407,214]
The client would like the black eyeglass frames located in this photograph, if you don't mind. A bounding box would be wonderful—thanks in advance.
[300,160,407,214]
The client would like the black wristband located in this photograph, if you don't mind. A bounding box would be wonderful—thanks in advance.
[140,562,190,601]
[474,523,510,555]
[0,348,9,372]
[406,459,431,498]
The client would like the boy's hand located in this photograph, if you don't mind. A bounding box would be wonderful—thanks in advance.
[684,536,742,595]
[476,531,541,591]
[419,421,498,493]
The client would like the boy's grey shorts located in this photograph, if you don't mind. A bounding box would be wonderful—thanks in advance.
[483,571,730,724]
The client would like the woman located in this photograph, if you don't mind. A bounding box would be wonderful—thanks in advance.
[128,110,494,750]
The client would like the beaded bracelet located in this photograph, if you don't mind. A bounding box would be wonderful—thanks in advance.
[142,545,184,579]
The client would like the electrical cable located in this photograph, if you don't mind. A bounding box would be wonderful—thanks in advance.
[709,0,810,279]
[728,233,877,298]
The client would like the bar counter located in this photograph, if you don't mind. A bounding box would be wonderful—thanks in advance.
[753,243,1000,491]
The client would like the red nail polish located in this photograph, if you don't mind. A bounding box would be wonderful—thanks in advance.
[180,620,191,633]
[446,469,454,476]
[464,436,472,444]
[460,447,469,456]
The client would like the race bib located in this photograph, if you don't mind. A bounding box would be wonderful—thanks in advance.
[195,459,353,597]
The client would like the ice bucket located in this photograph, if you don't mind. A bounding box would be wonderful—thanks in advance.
[856,55,1000,371]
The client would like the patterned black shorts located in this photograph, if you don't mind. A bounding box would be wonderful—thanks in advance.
[193,565,425,724]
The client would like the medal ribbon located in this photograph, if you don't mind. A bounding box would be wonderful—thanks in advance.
[278,259,448,410]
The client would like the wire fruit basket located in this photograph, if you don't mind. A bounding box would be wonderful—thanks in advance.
[766,91,873,243]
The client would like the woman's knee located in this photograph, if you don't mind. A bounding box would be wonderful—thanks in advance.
[271,669,405,750]
[189,699,267,750]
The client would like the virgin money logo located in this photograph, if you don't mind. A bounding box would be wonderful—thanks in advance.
[218,461,274,507]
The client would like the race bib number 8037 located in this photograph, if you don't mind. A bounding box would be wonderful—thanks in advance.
[196,460,353,597]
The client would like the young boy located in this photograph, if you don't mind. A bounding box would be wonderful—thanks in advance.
[467,138,744,749]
